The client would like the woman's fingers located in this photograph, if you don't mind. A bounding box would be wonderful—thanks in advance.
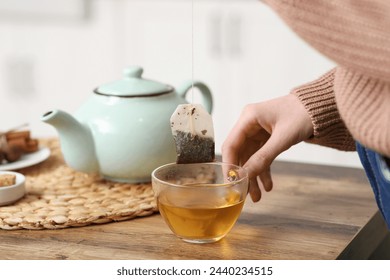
[249,177,261,202]
[243,127,289,176]
[259,166,273,192]
[248,169,273,202]
[222,105,265,166]
[222,95,315,204]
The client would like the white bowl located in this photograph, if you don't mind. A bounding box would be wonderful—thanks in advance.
[0,171,26,206]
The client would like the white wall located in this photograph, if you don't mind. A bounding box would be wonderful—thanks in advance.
[0,0,362,168]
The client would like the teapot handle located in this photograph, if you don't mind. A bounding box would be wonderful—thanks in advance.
[176,81,213,113]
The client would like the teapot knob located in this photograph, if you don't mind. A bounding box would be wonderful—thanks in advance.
[124,66,143,78]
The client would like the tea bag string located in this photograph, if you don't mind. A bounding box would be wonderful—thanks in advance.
[190,0,195,137]
[191,0,194,103]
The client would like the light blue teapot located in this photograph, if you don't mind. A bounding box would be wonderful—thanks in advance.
[41,66,213,183]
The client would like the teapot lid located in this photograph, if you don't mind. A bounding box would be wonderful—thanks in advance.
[94,66,174,97]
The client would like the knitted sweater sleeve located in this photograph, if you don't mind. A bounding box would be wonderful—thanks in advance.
[261,0,390,83]
[261,0,390,155]
[291,68,356,151]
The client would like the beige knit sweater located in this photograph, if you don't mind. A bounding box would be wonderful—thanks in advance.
[263,0,390,157]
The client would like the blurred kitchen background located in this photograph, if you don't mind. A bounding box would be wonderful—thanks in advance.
[0,0,362,168]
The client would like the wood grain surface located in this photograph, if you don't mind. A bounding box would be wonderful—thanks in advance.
[0,160,388,260]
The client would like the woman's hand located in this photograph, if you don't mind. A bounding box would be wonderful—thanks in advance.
[222,94,314,202]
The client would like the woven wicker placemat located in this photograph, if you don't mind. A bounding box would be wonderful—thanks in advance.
[0,139,157,230]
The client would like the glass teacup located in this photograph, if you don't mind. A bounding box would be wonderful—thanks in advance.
[151,162,248,243]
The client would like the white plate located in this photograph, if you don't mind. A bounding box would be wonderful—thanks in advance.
[0,147,51,171]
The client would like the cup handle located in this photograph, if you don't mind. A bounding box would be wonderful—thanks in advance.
[176,81,213,113]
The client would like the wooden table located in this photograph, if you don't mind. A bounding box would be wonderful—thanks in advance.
[0,160,388,260]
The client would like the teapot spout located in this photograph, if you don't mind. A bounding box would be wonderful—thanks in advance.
[41,109,99,173]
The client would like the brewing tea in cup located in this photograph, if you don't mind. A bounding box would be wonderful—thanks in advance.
[152,162,248,243]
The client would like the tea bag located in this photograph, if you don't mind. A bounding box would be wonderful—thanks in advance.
[170,104,215,163]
